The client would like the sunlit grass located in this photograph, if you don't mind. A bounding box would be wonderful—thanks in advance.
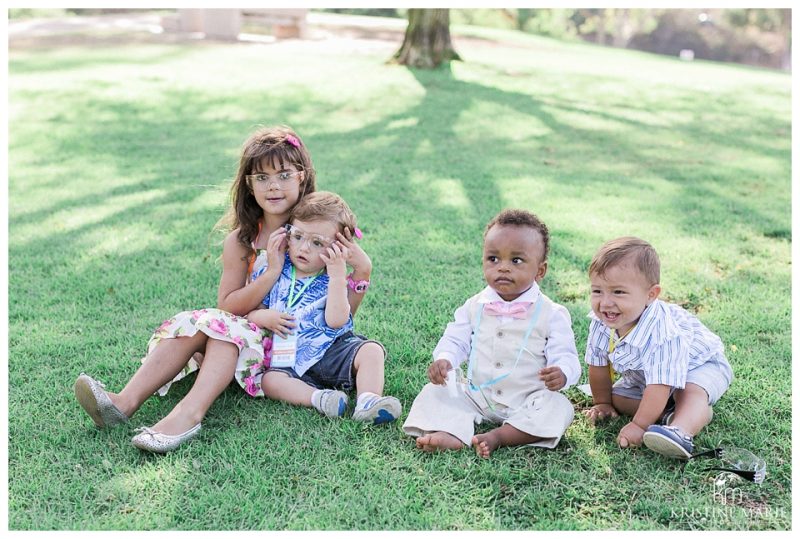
[8,22,790,530]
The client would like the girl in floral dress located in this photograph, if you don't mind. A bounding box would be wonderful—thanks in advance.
[74,126,373,453]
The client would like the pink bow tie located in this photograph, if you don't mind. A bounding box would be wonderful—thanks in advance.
[484,301,531,319]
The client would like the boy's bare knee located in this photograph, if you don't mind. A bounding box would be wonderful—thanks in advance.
[675,383,709,403]
[353,343,385,369]
[260,372,287,393]
[359,342,385,360]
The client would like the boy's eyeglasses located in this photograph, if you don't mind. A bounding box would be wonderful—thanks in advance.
[246,171,298,190]
[285,224,334,253]
[691,446,766,484]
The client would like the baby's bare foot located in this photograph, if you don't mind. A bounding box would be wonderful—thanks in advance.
[472,432,501,459]
[415,431,465,452]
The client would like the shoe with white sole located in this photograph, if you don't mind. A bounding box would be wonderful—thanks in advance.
[74,373,129,428]
[312,389,349,418]
[643,424,694,459]
[131,423,202,453]
[352,395,402,425]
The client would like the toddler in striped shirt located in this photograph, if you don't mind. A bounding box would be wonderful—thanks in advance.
[583,237,733,459]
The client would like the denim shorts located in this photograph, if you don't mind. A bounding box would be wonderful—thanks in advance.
[267,332,385,391]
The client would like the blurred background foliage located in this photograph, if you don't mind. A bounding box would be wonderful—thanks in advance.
[9,7,791,70]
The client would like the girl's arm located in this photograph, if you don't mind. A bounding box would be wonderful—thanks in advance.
[217,228,285,316]
[320,242,351,328]
[335,230,371,316]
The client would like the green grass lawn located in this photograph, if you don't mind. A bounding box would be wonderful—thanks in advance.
[8,23,791,530]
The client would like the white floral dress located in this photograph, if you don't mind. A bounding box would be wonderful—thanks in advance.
[144,249,274,398]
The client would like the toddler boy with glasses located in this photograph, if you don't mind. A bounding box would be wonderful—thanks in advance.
[246,192,401,424]
[403,209,580,458]
[583,236,733,458]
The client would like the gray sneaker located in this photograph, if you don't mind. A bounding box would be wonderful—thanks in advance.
[312,389,349,418]
[74,373,129,428]
[352,395,402,425]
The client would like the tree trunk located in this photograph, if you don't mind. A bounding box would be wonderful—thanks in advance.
[392,8,461,68]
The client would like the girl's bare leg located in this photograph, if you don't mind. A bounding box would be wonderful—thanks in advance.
[150,338,238,435]
[110,332,209,418]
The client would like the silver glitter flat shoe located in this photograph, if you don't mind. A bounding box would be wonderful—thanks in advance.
[131,423,202,453]
[74,373,129,428]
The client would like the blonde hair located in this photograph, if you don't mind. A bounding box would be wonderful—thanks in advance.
[589,236,660,285]
[290,191,357,235]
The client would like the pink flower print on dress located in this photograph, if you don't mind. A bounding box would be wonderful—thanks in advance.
[156,318,173,332]
[208,318,229,336]
[231,336,245,350]
[249,322,259,332]
[192,309,207,320]
[285,134,300,148]
[261,337,273,368]
[244,376,259,397]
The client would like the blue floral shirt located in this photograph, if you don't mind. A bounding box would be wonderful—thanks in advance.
[260,253,353,376]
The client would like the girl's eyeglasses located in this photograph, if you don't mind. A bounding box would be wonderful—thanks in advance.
[690,446,766,484]
[284,224,334,253]
[246,171,299,190]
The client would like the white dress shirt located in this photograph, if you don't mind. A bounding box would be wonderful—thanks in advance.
[433,282,581,388]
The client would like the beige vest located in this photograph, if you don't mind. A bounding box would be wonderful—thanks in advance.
[466,293,554,410]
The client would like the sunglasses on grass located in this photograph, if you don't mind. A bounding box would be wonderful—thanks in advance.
[690,446,766,484]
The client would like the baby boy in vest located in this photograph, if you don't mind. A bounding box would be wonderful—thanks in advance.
[403,209,580,458]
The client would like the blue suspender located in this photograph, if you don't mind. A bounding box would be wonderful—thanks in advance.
[466,297,544,391]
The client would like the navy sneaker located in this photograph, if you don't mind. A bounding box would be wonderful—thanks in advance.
[643,425,694,459]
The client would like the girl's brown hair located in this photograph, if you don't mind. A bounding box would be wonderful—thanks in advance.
[217,126,316,259]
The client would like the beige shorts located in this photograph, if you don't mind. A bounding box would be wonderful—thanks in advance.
[402,382,575,449]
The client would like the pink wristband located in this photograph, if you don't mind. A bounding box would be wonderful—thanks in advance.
[346,273,370,293]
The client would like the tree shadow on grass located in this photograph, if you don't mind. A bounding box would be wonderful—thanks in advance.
[7,40,791,530]
[9,56,790,390]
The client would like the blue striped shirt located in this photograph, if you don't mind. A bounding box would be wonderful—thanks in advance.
[584,299,727,389]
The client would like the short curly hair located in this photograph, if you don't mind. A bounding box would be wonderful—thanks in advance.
[484,209,550,260]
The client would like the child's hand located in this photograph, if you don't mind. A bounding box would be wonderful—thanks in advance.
[320,242,349,281]
[584,403,618,425]
[539,366,567,391]
[247,309,296,339]
[266,226,288,270]
[336,229,372,275]
[427,359,452,385]
[617,421,646,448]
